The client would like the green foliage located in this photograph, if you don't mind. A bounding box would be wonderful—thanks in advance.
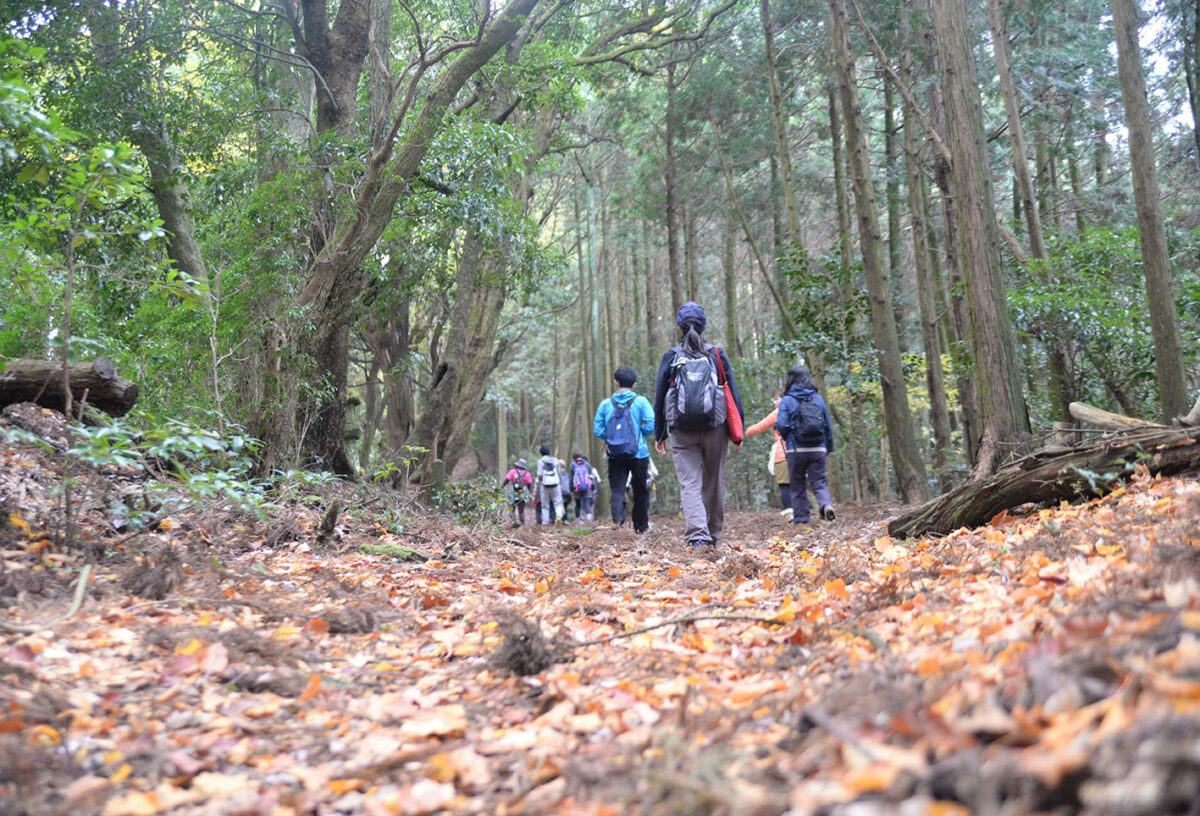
[67,417,271,517]
[1010,227,1200,418]
[435,478,507,525]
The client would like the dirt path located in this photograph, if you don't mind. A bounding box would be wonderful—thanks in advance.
[3,446,1200,814]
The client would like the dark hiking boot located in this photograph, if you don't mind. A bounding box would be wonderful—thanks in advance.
[820,505,836,521]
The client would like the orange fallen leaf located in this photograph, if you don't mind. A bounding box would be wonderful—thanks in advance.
[824,578,849,601]
[298,673,322,703]
[667,567,681,578]
[421,592,449,609]
[174,638,205,656]
[303,618,330,636]
[917,655,944,678]
[328,778,365,794]
[101,791,160,816]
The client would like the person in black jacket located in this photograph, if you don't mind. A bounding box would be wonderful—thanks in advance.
[774,364,835,524]
[653,302,744,550]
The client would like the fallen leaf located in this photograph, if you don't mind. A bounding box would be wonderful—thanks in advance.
[399,705,468,739]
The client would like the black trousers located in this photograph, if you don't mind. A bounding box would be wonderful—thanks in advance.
[607,456,649,532]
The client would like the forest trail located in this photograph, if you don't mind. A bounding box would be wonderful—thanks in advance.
[3,432,1200,815]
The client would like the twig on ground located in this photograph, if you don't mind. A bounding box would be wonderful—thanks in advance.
[0,563,94,634]
[802,704,880,762]
[566,611,788,648]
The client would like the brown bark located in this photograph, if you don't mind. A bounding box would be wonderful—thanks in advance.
[831,0,930,503]
[665,62,684,310]
[987,0,1046,260]
[0,359,138,417]
[1068,401,1161,430]
[1111,0,1191,422]
[292,0,542,475]
[889,426,1200,539]
[761,0,801,243]
[931,0,1030,463]
[904,95,952,485]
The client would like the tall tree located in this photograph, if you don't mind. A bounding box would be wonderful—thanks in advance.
[930,0,1029,473]
[1110,0,1190,422]
[830,0,929,503]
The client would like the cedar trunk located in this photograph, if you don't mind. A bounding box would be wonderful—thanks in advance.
[831,0,930,503]
[1111,0,1191,422]
[930,0,1029,466]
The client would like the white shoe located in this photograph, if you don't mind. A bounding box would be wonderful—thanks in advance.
[780,508,794,519]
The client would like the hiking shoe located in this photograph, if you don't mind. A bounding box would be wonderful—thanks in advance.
[820,505,836,521]
[689,539,714,550]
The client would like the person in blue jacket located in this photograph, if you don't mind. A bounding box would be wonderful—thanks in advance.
[593,365,656,532]
[774,364,835,524]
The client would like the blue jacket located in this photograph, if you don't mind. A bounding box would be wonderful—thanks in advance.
[594,390,655,459]
[775,386,834,453]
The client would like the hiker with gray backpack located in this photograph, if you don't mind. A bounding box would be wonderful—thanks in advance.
[653,302,744,551]
[593,365,656,532]
[774,364,835,525]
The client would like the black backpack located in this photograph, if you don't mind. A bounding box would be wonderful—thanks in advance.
[792,396,826,447]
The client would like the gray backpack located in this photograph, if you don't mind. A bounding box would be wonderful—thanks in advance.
[665,348,726,430]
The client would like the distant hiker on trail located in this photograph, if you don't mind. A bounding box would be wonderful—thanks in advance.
[774,364,835,525]
[746,390,793,520]
[570,451,597,523]
[536,444,566,525]
[654,301,744,551]
[555,458,573,523]
[504,458,533,526]
[593,365,655,532]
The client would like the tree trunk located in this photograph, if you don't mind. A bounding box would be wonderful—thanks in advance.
[987,0,1047,260]
[0,359,138,417]
[761,0,801,244]
[1111,0,1191,422]
[931,0,1030,469]
[831,0,930,504]
[723,212,741,356]
[665,62,684,310]
[407,231,482,473]
[290,0,543,475]
[884,78,902,289]
[828,79,853,274]
[903,95,952,486]
[1185,0,1200,165]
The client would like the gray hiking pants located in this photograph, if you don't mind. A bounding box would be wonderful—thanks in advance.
[540,483,564,524]
[669,425,730,544]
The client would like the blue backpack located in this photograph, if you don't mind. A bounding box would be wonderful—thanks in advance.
[605,400,639,457]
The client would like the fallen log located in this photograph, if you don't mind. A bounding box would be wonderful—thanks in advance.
[889,426,1200,539]
[0,358,139,417]
[1068,401,1161,431]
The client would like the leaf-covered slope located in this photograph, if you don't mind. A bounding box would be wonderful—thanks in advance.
[2,432,1200,815]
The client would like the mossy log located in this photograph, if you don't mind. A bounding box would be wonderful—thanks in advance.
[889,426,1200,539]
[0,358,139,417]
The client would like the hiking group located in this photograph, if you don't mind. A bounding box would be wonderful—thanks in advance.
[504,302,837,550]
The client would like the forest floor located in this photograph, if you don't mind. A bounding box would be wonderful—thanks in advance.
[2,408,1200,816]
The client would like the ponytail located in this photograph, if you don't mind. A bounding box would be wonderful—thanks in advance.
[681,322,705,354]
